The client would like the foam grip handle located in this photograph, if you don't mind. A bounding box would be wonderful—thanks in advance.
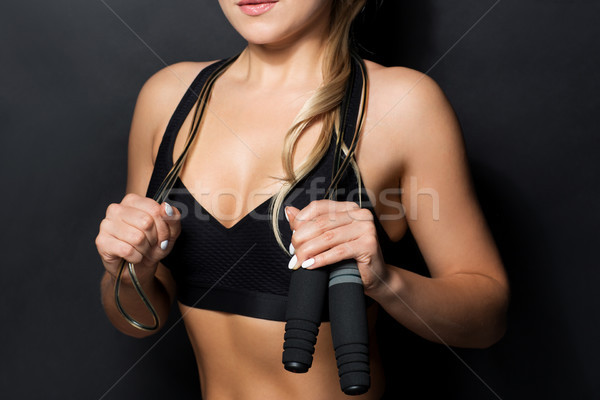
[282,267,329,373]
[328,260,370,395]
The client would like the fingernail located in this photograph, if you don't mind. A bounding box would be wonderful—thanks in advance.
[288,254,298,270]
[289,242,295,255]
[164,202,173,217]
[301,258,315,269]
[160,239,169,250]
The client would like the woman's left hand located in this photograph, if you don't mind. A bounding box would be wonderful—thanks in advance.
[285,200,389,296]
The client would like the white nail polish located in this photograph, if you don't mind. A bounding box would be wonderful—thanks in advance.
[301,258,315,269]
[288,254,298,270]
[285,207,290,222]
[289,242,295,255]
[165,202,173,217]
[160,240,169,250]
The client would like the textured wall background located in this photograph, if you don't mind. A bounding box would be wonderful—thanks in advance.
[0,1,598,398]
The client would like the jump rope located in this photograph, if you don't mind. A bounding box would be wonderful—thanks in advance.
[113,51,370,394]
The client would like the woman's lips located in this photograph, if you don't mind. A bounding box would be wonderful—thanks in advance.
[238,1,277,16]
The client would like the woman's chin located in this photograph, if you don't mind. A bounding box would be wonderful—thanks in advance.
[237,28,294,47]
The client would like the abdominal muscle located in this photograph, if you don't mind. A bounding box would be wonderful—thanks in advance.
[178,301,386,400]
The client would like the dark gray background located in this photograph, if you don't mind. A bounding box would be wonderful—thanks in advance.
[1,0,598,399]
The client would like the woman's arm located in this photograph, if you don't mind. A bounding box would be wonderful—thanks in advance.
[366,69,509,348]
[286,67,509,349]
[96,64,192,338]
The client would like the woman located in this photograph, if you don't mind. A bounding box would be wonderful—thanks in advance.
[95,0,509,399]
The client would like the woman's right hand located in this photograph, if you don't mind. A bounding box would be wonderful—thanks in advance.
[95,193,181,284]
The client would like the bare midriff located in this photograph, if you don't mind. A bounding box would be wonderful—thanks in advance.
[179,301,386,400]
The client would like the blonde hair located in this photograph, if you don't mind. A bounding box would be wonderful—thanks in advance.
[268,0,368,254]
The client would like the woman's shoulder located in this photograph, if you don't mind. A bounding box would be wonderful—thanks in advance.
[137,60,220,112]
[131,60,220,141]
[127,61,220,172]
[362,59,452,121]
[356,58,463,183]
[360,58,460,151]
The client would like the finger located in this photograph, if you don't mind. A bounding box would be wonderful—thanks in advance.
[293,222,362,268]
[290,200,360,229]
[126,196,174,245]
[139,201,174,252]
[120,202,179,259]
[300,232,379,273]
[292,206,372,246]
[100,218,153,261]
[161,202,182,244]
[291,210,355,245]
[98,232,145,272]
[112,196,172,250]
[308,220,379,266]
[301,239,358,270]
[117,205,161,248]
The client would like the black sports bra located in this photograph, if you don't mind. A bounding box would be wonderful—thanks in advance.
[145,56,399,321]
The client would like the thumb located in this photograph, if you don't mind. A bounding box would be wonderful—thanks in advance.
[162,201,182,238]
[285,206,300,227]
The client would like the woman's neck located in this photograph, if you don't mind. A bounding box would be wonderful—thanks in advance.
[228,19,330,91]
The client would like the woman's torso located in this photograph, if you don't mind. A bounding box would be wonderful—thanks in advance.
[147,56,408,400]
